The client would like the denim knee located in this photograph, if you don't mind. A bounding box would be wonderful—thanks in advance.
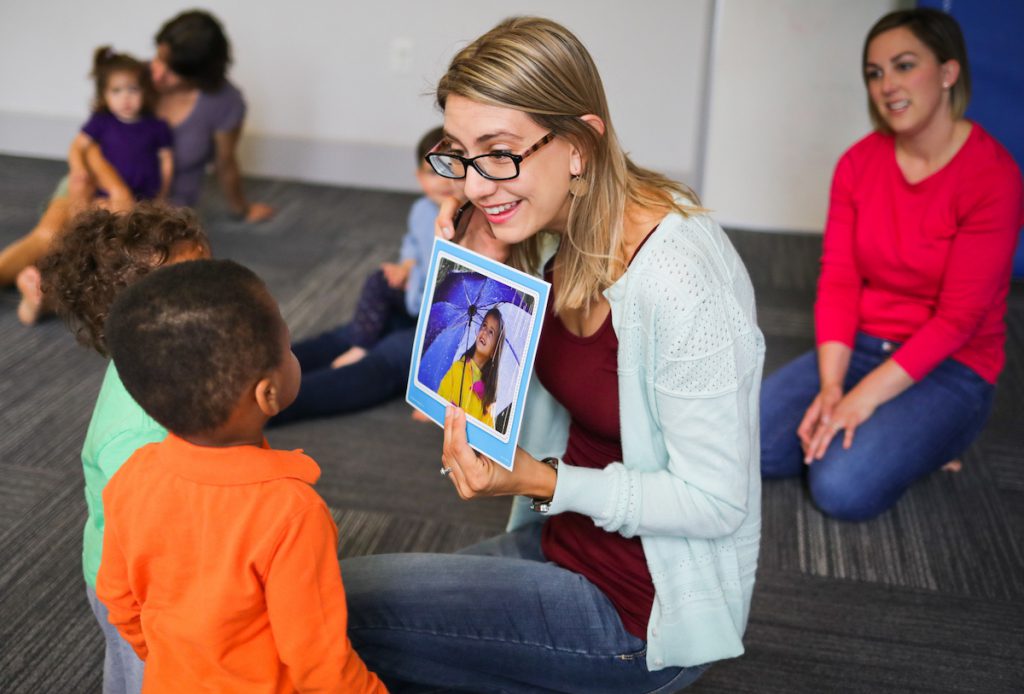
[808,459,893,522]
[760,426,803,479]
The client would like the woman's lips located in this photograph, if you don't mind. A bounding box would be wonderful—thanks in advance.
[482,200,520,224]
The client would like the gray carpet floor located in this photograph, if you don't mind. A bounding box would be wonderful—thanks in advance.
[1,154,1021,693]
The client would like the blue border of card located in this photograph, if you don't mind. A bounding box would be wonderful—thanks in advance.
[406,238,550,470]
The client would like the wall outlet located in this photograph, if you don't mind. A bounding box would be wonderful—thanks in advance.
[389,38,413,74]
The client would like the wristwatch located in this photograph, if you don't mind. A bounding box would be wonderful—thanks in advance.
[529,457,560,514]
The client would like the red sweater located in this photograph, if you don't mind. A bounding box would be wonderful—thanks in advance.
[815,124,1023,383]
[96,434,386,694]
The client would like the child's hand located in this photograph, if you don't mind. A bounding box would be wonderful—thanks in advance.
[434,195,463,240]
[381,262,409,289]
[104,190,135,214]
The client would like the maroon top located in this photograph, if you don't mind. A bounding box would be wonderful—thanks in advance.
[534,229,659,639]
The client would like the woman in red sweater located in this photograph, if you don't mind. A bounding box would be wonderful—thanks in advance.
[760,8,1023,520]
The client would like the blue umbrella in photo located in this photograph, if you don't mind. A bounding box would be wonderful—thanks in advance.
[418,271,534,411]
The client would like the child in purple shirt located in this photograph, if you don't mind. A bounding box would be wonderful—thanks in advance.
[71,47,173,202]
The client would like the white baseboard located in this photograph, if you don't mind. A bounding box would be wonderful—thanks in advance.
[0,110,698,200]
[0,110,421,193]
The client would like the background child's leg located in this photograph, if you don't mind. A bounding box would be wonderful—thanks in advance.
[270,328,415,426]
[349,269,408,349]
[85,585,144,694]
[291,324,356,372]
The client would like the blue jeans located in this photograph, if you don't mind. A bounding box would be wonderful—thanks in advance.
[270,318,415,426]
[85,583,144,694]
[341,524,707,693]
[760,333,994,520]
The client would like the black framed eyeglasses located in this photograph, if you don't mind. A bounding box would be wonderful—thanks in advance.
[425,132,556,181]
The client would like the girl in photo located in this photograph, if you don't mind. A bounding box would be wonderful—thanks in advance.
[436,307,504,428]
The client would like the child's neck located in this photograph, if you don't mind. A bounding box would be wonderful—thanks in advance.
[185,408,269,448]
[110,112,141,125]
[471,351,488,370]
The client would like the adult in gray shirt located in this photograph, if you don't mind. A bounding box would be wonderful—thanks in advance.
[4,10,273,324]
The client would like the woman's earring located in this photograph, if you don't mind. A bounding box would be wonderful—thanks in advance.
[568,174,589,198]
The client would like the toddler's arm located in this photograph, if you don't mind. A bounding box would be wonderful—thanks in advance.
[157,148,174,202]
[83,146,134,212]
[95,507,148,660]
[67,134,97,210]
[264,501,386,693]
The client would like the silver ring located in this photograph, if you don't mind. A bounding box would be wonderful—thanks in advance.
[832,422,842,432]
[440,466,453,478]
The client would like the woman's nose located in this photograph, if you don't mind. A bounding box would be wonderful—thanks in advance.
[880,70,897,94]
[463,165,498,202]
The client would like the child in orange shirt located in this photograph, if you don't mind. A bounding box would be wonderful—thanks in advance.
[96,259,386,694]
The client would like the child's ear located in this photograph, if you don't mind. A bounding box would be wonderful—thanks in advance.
[254,376,280,417]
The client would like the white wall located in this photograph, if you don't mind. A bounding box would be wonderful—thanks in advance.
[0,1,905,232]
[701,0,901,232]
[0,0,711,192]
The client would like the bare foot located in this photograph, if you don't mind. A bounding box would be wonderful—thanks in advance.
[941,459,962,473]
[16,265,44,326]
[331,346,367,369]
[410,409,431,423]
[245,202,275,223]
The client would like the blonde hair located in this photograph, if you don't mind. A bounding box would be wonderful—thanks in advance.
[437,16,701,312]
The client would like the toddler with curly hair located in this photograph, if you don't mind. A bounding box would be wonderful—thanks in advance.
[39,203,208,694]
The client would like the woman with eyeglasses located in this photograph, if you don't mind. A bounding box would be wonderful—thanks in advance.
[760,9,1022,521]
[341,16,765,692]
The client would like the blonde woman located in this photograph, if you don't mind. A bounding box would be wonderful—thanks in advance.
[342,17,764,692]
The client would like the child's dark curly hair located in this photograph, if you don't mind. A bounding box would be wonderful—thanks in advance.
[39,204,210,357]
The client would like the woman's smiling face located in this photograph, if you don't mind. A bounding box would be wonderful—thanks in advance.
[864,27,956,137]
[443,95,577,243]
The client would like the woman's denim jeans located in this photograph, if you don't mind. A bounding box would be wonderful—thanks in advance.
[760,333,994,520]
[342,524,708,693]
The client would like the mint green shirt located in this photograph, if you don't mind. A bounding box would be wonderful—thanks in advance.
[81,363,166,586]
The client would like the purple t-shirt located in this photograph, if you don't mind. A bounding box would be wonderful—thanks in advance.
[168,81,246,206]
[81,112,172,200]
